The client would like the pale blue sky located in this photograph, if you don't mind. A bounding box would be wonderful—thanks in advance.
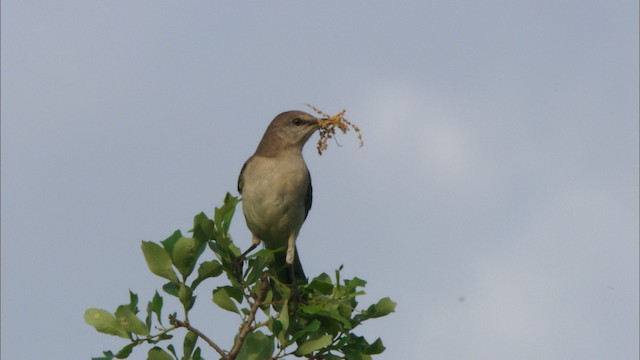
[2,1,638,359]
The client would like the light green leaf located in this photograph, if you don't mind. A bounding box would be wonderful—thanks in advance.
[172,236,206,278]
[84,308,129,339]
[295,334,333,356]
[178,284,194,309]
[274,301,289,344]
[305,319,321,334]
[212,287,239,313]
[278,301,289,333]
[192,260,223,289]
[372,297,396,318]
[147,347,174,360]
[141,241,179,283]
[115,305,149,336]
[236,331,274,360]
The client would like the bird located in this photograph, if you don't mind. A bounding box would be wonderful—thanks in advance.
[237,110,320,290]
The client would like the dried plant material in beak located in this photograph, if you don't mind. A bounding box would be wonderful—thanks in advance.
[306,104,364,155]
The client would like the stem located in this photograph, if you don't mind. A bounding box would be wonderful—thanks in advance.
[227,277,270,359]
[169,314,227,359]
[251,320,270,331]
[133,326,178,347]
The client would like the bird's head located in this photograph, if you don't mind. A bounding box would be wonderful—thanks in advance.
[255,111,321,156]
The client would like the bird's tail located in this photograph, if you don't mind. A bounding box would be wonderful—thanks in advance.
[273,247,307,285]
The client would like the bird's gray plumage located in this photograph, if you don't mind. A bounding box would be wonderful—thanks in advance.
[238,111,319,284]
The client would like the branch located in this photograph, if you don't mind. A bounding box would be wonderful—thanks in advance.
[227,277,270,359]
[169,314,227,359]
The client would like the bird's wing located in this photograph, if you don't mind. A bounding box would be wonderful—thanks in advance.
[304,169,312,220]
[238,156,252,194]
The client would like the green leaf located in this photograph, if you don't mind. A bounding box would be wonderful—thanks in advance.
[166,344,178,359]
[321,354,342,360]
[290,319,321,344]
[147,347,174,360]
[365,338,386,355]
[342,334,378,359]
[115,343,136,359]
[307,276,334,295]
[160,230,182,256]
[128,291,139,314]
[210,194,240,255]
[191,260,223,289]
[344,277,367,290]
[236,331,274,360]
[272,319,283,338]
[84,308,129,339]
[163,282,180,297]
[141,241,179,283]
[295,334,333,356]
[192,212,215,242]
[212,286,242,313]
[222,196,238,233]
[300,304,352,330]
[192,347,203,360]
[215,193,239,233]
[92,351,115,360]
[115,305,150,336]
[146,291,164,329]
[244,256,269,285]
[172,236,206,278]
[259,284,273,315]
[305,319,321,333]
[178,283,194,309]
[182,331,198,360]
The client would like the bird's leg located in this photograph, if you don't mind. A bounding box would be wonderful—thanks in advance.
[233,235,260,281]
[289,263,300,303]
[286,235,296,265]
[239,243,259,259]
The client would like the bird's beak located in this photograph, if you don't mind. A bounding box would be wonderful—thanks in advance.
[308,118,323,130]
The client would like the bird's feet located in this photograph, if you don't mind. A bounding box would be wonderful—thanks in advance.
[291,283,301,304]
[289,282,308,311]
[233,244,259,282]
[231,256,245,283]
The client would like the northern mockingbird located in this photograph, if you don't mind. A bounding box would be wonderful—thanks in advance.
[238,110,320,289]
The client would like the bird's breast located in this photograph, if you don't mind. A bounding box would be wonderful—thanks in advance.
[240,155,310,245]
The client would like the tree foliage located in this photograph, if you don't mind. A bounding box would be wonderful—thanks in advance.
[85,193,395,360]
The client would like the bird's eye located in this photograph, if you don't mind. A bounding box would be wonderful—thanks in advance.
[293,118,302,126]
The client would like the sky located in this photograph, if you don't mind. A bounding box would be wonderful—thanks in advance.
[1,1,638,359]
